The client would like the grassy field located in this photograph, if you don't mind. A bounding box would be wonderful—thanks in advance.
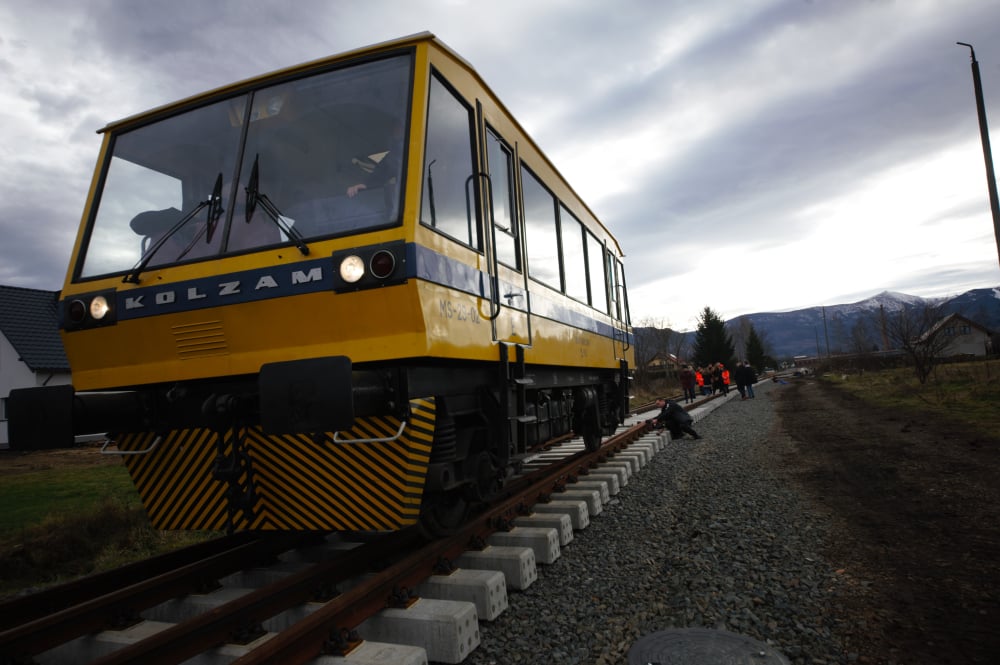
[0,451,211,597]
[825,358,1000,439]
[0,464,136,534]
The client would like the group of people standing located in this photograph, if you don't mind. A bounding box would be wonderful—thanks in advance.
[677,363,731,401]
[650,360,760,441]
[677,362,759,403]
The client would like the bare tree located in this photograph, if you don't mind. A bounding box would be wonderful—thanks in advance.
[849,317,877,356]
[755,326,778,366]
[631,318,658,387]
[728,316,753,360]
[830,313,849,354]
[669,329,689,368]
[876,302,952,383]
[648,324,678,379]
[634,317,677,386]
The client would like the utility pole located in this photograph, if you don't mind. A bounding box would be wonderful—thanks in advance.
[879,304,890,351]
[822,306,831,358]
[957,42,1000,270]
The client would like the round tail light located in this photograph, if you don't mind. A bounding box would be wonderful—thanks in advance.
[68,300,87,324]
[370,250,396,279]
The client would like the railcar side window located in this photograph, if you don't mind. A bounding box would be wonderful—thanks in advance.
[485,129,520,270]
[560,205,588,303]
[421,74,478,248]
[608,252,621,320]
[521,165,560,289]
[615,257,631,324]
[587,232,609,313]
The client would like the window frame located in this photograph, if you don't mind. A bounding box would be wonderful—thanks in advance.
[419,70,482,251]
[520,162,563,292]
[484,126,521,272]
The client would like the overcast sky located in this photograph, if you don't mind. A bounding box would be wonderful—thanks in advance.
[2,0,1000,330]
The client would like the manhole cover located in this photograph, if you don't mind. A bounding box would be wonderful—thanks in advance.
[627,628,790,665]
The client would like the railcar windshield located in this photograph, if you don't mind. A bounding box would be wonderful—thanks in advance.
[78,54,412,280]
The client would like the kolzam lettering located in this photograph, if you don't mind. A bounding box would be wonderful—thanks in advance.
[123,267,324,310]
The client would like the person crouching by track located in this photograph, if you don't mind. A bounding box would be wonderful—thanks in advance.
[648,397,702,440]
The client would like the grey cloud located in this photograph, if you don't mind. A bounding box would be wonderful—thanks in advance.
[1,0,998,324]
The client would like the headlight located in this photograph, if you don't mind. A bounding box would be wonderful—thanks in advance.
[339,255,365,283]
[89,295,110,320]
[330,241,406,293]
[62,290,117,331]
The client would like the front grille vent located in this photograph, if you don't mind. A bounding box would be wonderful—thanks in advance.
[172,320,229,359]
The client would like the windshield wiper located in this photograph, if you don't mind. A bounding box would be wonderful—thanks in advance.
[205,173,225,243]
[171,173,226,261]
[245,155,309,256]
[122,174,224,284]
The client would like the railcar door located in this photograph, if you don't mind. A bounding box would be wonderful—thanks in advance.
[479,110,531,346]
[609,253,631,361]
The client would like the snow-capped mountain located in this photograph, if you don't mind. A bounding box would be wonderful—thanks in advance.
[730,287,1000,359]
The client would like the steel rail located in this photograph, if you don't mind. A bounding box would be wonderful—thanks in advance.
[0,533,255,629]
[86,528,423,665]
[232,421,649,664]
[1,422,649,665]
[0,533,302,663]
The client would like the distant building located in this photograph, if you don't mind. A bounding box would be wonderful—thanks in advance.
[920,313,993,357]
[0,285,70,449]
[645,351,681,378]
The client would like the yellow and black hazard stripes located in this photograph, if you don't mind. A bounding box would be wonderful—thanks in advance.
[117,428,241,530]
[289,396,436,529]
[115,398,436,531]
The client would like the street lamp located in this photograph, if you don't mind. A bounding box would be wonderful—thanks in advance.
[957,42,1000,270]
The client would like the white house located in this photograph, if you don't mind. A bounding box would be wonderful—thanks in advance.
[924,313,993,357]
[0,286,71,449]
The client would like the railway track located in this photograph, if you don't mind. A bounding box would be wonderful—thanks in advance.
[1,421,664,665]
[632,388,727,416]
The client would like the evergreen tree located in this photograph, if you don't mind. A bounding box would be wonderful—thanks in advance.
[692,306,736,368]
[745,324,767,369]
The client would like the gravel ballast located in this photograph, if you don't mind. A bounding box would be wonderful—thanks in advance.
[466,381,858,665]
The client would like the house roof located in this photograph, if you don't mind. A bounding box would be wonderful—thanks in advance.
[917,312,992,344]
[0,285,70,372]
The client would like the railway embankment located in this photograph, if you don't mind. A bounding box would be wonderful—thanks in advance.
[467,379,860,665]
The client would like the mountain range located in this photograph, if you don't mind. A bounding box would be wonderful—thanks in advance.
[677,286,1000,360]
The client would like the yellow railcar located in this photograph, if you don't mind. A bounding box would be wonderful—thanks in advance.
[10,33,633,533]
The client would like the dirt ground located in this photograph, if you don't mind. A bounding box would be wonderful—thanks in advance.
[769,377,1000,665]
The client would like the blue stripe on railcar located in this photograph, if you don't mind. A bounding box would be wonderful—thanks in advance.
[112,243,632,345]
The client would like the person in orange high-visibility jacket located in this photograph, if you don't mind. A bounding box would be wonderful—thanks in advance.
[720,364,731,395]
[695,369,705,396]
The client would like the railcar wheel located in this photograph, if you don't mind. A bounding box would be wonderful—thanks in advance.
[583,422,602,451]
[573,387,603,452]
[420,490,469,537]
[466,451,499,502]
[580,404,603,451]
